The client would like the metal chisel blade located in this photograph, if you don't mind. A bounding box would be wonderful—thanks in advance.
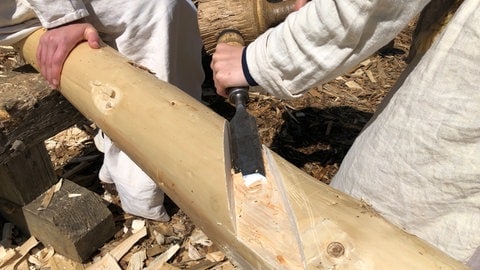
[228,88,266,184]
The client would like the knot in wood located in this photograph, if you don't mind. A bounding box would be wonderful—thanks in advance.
[327,242,345,258]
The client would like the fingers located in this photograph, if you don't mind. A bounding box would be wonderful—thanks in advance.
[84,26,101,49]
[49,43,70,88]
[37,33,62,89]
[36,22,101,89]
[210,43,248,98]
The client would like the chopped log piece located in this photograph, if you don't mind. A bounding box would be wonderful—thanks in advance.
[23,179,115,262]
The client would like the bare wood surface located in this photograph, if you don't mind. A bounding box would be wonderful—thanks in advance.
[15,30,468,269]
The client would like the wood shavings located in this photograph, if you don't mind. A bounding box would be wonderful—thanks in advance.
[39,178,63,210]
[153,230,165,245]
[126,250,146,270]
[87,227,147,270]
[189,228,212,247]
[0,247,17,268]
[188,242,203,260]
[1,236,39,270]
[366,70,377,83]
[42,178,63,205]
[145,244,180,270]
[28,246,55,268]
[206,251,225,262]
[45,126,93,170]
[131,220,146,234]
[345,80,363,90]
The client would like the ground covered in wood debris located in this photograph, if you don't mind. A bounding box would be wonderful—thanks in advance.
[0,19,414,269]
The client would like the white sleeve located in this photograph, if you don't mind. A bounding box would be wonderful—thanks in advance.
[246,0,431,99]
[22,0,89,28]
[0,0,40,45]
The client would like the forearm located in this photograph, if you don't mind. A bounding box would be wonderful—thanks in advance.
[247,0,431,98]
[23,0,89,28]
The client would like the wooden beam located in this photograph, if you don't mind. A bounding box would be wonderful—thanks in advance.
[16,30,467,269]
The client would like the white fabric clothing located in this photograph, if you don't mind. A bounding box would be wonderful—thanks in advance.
[1,0,205,221]
[94,131,170,222]
[0,1,39,45]
[247,0,430,98]
[246,0,480,265]
[332,0,480,263]
[1,0,204,99]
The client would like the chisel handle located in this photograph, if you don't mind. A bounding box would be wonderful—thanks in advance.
[217,30,249,106]
[217,29,245,47]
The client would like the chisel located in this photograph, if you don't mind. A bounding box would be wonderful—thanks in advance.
[218,30,266,185]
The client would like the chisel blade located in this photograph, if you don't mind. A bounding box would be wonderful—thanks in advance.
[228,87,266,184]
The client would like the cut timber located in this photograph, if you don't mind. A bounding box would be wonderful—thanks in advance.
[16,30,468,269]
[23,179,115,262]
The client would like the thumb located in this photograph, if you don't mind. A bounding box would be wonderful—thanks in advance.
[84,26,101,49]
[294,0,308,11]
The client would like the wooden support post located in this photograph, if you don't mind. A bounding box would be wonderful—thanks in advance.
[23,179,115,262]
[15,30,468,269]
[0,70,115,262]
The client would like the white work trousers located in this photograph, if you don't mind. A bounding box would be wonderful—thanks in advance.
[331,0,480,265]
[87,0,204,221]
[1,0,203,221]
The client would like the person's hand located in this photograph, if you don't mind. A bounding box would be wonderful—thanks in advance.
[210,43,248,98]
[37,22,101,89]
[294,0,309,11]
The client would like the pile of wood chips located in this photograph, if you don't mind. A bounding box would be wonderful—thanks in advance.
[1,210,233,269]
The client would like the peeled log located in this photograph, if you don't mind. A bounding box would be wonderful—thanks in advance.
[16,30,467,269]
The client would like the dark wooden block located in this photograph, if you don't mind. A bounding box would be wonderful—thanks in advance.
[23,179,115,262]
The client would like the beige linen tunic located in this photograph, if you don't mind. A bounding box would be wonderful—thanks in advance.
[246,0,480,265]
